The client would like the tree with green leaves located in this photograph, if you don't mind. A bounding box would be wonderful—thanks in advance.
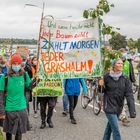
[101,46,121,72]
[127,38,137,51]
[83,0,122,72]
[0,38,37,45]
[109,33,127,50]
[83,0,119,41]
[136,38,140,53]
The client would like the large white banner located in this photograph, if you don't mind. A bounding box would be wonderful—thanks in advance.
[38,18,102,79]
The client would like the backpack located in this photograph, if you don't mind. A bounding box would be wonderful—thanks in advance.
[4,72,27,96]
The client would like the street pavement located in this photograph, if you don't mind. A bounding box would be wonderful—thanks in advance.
[20,95,140,140]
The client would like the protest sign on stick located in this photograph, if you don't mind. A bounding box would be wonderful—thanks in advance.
[38,18,102,79]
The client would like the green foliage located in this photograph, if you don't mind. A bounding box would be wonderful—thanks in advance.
[0,38,37,46]
[135,38,140,52]
[83,0,113,19]
[83,10,89,19]
[83,0,119,39]
[102,24,118,36]
[109,33,127,50]
[127,38,137,51]
[101,46,122,72]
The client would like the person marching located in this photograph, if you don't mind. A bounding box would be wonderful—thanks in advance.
[0,56,8,127]
[0,55,8,75]
[21,55,33,115]
[64,78,87,124]
[0,53,31,140]
[99,58,136,140]
[31,56,39,118]
[120,50,136,126]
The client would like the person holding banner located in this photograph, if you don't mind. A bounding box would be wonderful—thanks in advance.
[99,58,136,140]
[38,96,57,129]
[64,78,87,124]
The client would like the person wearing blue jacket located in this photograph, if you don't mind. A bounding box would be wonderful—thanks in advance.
[64,78,87,124]
[0,57,8,127]
[0,57,8,75]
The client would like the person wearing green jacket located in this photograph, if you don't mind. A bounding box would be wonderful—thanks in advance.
[120,52,134,126]
[123,59,130,77]
[119,48,129,77]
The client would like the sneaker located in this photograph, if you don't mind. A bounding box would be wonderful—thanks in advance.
[121,118,130,126]
[33,113,38,118]
[62,111,68,116]
[71,118,77,124]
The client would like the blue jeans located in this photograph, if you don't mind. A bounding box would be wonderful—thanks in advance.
[103,113,121,140]
[63,94,69,111]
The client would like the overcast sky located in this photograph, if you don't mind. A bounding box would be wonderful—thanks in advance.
[0,0,140,39]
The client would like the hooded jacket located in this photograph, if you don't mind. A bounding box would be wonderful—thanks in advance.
[64,78,87,96]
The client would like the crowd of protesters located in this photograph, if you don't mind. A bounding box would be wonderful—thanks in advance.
[0,47,139,140]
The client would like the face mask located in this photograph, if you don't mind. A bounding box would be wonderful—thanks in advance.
[12,65,21,73]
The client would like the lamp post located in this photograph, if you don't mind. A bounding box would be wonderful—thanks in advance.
[25,2,45,73]
[24,3,45,113]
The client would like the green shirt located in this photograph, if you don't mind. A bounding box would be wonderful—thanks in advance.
[123,60,130,77]
[0,73,31,111]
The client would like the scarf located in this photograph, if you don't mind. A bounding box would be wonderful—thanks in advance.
[109,71,122,80]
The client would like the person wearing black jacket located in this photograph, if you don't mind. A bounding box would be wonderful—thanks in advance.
[127,55,136,83]
[99,58,136,140]
[137,62,140,100]
[21,56,33,114]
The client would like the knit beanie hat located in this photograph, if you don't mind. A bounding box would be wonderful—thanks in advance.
[10,53,23,64]
[112,58,121,67]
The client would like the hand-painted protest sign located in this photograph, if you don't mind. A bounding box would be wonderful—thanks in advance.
[38,18,102,79]
[16,46,29,57]
[33,79,62,97]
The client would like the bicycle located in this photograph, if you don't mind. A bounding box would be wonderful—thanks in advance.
[132,83,139,94]
[81,78,104,115]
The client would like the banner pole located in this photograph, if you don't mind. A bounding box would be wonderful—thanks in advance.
[36,2,45,73]
[35,2,45,109]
